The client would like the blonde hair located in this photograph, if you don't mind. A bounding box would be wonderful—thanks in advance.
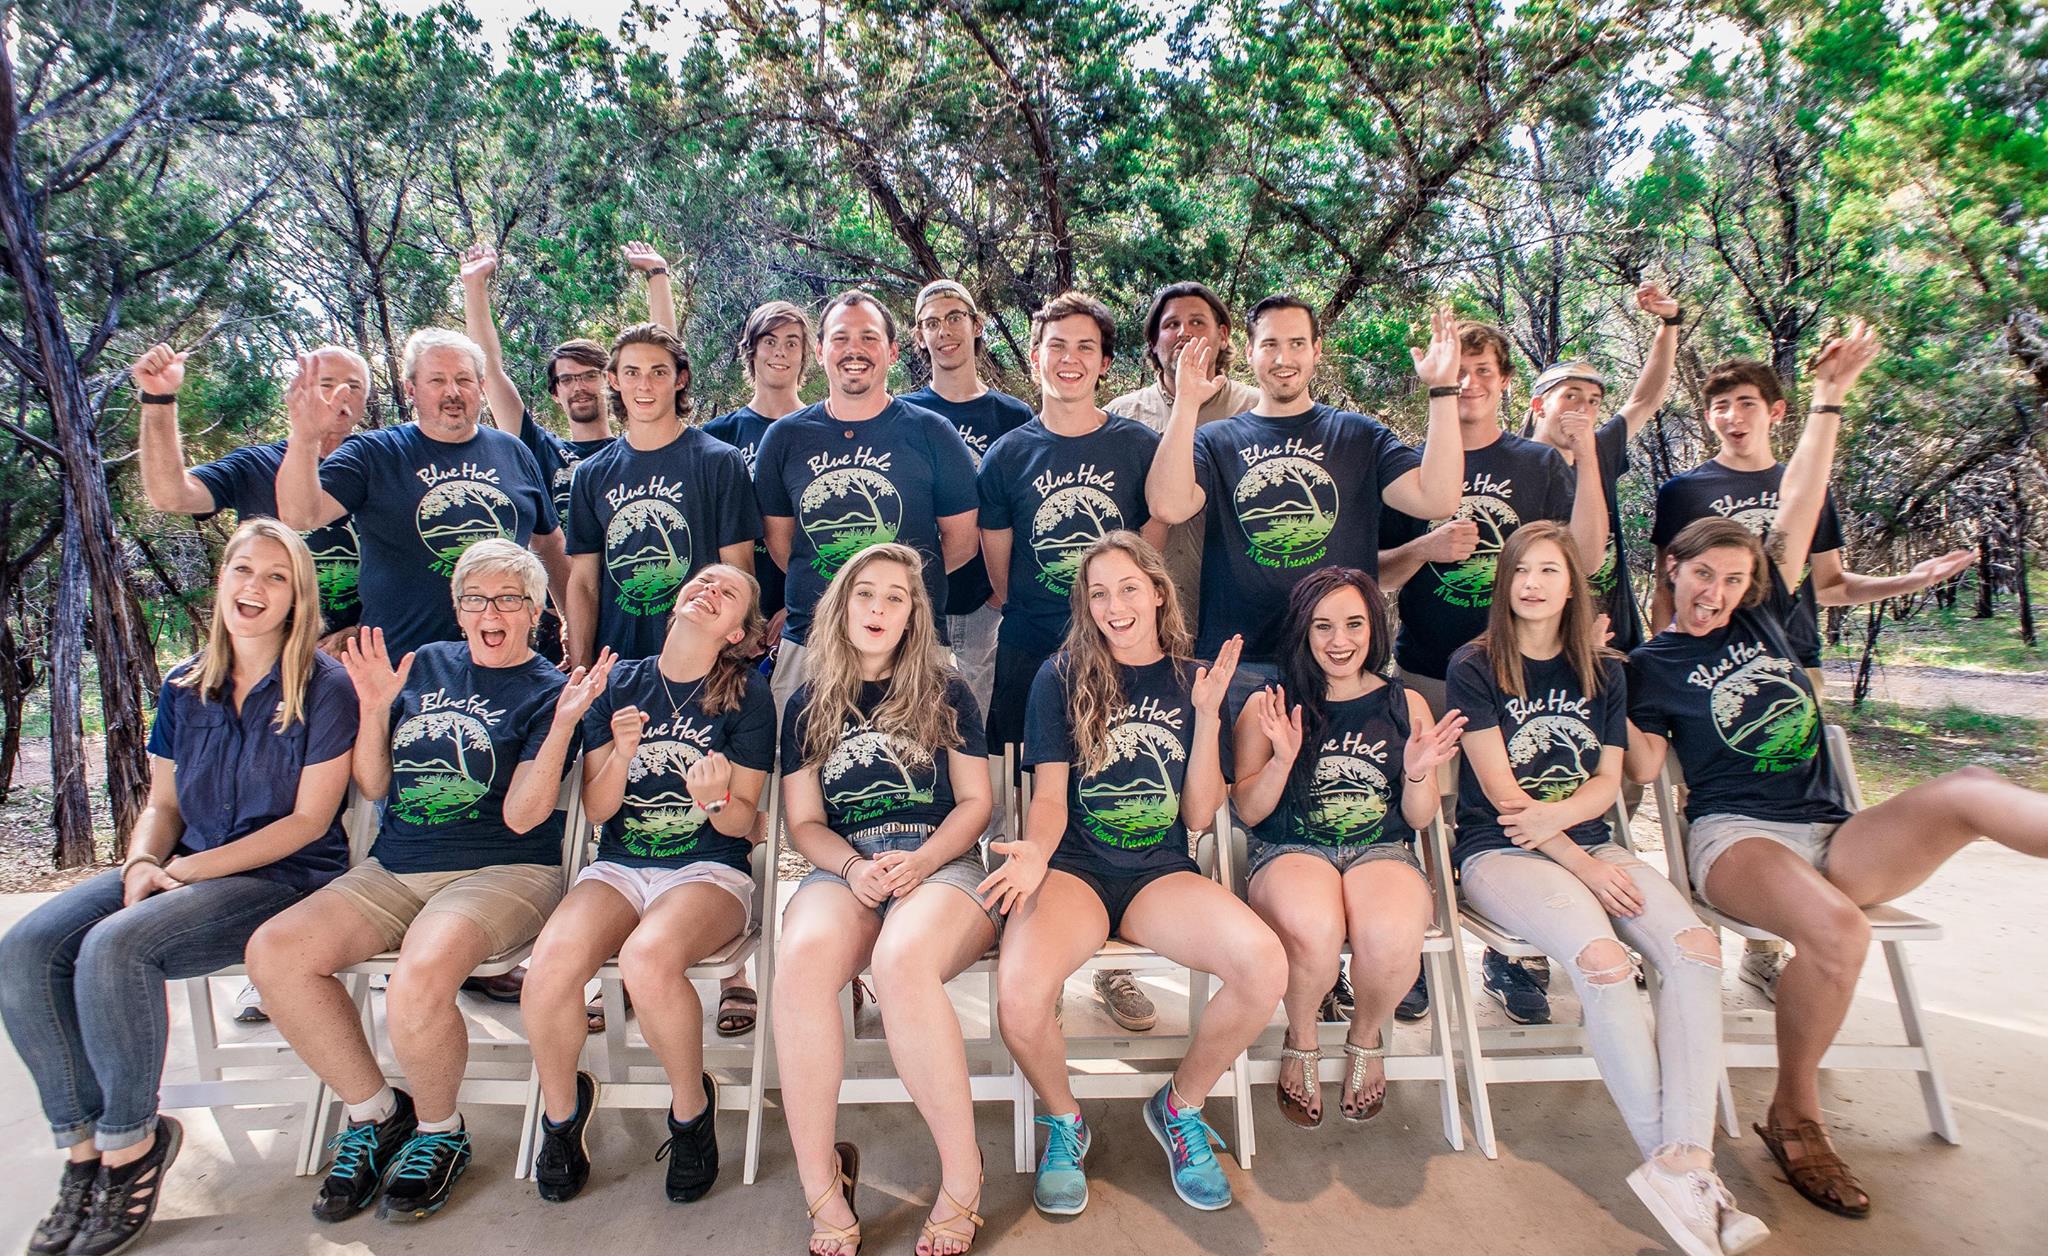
[670,563,768,717]
[1476,521,1616,700]
[174,519,324,729]
[450,538,545,608]
[799,543,961,768]
[1061,532,1193,775]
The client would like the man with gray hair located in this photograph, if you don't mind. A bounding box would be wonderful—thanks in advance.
[277,327,565,657]
[900,279,1033,716]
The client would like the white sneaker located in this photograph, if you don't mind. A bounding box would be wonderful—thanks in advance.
[1738,951,1786,1003]
[232,981,269,1024]
[1627,1162,1728,1256]
[1719,1204,1770,1255]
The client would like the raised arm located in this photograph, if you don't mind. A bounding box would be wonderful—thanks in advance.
[1619,283,1681,437]
[459,243,525,434]
[1231,686,1300,828]
[1562,416,1609,572]
[133,345,219,515]
[1771,320,1878,591]
[623,241,677,334]
[1144,339,1223,526]
[1808,546,1976,608]
[339,628,412,800]
[1382,305,1466,519]
[1181,636,1241,830]
[1378,518,1477,592]
[504,652,612,834]
[581,704,645,825]
[274,357,348,529]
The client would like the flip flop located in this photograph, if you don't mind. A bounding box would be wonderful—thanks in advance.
[716,985,758,1038]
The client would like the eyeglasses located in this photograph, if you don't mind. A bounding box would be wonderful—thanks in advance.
[917,311,973,334]
[456,594,534,613]
[554,369,603,388]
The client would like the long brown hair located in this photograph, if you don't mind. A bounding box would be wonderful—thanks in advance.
[174,519,324,729]
[670,563,767,717]
[799,543,961,768]
[1061,531,1193,775]
[1476,521,1615,699]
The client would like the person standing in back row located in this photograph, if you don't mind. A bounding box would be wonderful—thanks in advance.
[900,280,1034,718]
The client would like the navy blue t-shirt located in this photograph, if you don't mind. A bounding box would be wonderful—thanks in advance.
[1381,431,1576,679]
[781,675,987,837]
[371,642,573,872]
[146,652,359,892]
[566,426,762,660]
[1588,417,1643,653]
[1192,404,1421,661]
[1447,644,1628,870]
[191,439,363,632]
[1250,681,1416,850]
[516,409,613,525]
[317,423,559,657]
[1626,567,1849,825]
[899,386,1034,615]
[753,399,980,645]
[703,406,787,619]
[977,414,1160,657]
[582,660,777,871]
[1649,460,1845,667]
[1024,653,1231,877]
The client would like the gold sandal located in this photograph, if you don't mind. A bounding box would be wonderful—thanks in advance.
[806,1142,862,1255]
[1340,1039,1387,1123]
[1277,1043,1323,1129]
[917,1172,984,1256]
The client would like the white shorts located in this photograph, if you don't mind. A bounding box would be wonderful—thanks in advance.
[575,859,755,929]
[1687,814,1843,911]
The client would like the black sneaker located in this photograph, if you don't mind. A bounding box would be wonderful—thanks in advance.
[28,1158,100,1254]
[313,1089,417,1222]
[535,1070,599,1202]
[68,1115,182,1256]
[1394,971,1430,1023]
[1318,966,1355,1022]
[655,1073,719,1203]
[377,1126,472,1221]
[1482,950,1552,1025]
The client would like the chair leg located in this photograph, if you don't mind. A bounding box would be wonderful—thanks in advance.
[1717,1071,1741,1138]
[1014,1072,1036,1175]
[1424,954,1465,1152]
[1444,946,1496,1158]
[1232,1049,1255,1167]
[186,978,223,1082]
[1883,939,1961,1145]
[513,1065,544,1181]
[602,976,631,1083]
[296,1073,331,1178]
[743,965,774,1186]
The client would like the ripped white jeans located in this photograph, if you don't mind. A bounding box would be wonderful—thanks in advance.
[1460,843,1723,1158]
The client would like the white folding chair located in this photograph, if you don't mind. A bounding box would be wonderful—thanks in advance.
[514,775,783,1184]
[1005,746,1253,1172]
[1653,725,1958,1143]
[299,765,589,1175]
[1232,806,1485,1155]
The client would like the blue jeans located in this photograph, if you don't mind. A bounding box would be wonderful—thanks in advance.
[0,869,301,1150]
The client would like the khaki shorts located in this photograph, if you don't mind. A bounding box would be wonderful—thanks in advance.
[319,858,564,955]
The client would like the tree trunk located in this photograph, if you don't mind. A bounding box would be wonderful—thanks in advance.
[1975,533,1996,617]
[2013,467,2036,647]
[50,499,94,866]
[1852,601,1884,707]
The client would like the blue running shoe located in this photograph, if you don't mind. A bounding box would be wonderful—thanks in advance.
[1142,1085,1231,1210]
[378,1127,472,1221]
[1032,1112,1090,1215]
[1482,949,1552,1025]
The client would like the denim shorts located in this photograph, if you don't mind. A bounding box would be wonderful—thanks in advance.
[798,824,995,922]
[1247,838,1423,882]
[1687,814,1843,910]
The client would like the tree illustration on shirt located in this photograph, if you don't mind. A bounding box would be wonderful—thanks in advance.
[1506,715,1599,802]
[389,710,496,825]
[1710,654,1818,771]
[622,738,707,857]
[417,479,517,576]
[799,468,902,576]
[606,498,694,616]
[1077,718,1184,849]
[1234,455,1338,565]
[1031,486,1125,594]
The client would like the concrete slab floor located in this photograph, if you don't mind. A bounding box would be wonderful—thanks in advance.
[2,839,2043,1255]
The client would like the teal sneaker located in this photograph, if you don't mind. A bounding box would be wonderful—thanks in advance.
[1031,1112,1090,1215]
[1142,1084,1231,1210]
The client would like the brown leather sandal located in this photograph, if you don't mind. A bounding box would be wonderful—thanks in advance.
[917,1168,984,1256]
[1276,1044,1323,1129]
[1754,1113,1870,1218]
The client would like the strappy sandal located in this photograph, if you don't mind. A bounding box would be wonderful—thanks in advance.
[917,1166,984,1256]
[1276,1043,1323,1129]
[1754,1112,1870,1218]
[717,985,759,1038]
[806,1141,862,1255]
[1339,1039,1387,1123]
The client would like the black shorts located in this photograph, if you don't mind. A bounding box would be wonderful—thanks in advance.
[988,641,1053,753]
[1050,856,1198,939]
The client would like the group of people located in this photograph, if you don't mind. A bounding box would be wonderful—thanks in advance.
[4,248,2045,1256]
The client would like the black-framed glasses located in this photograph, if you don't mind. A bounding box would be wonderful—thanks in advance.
[457,594,534,613]
[917,310,973,333]
[554,369,603,388]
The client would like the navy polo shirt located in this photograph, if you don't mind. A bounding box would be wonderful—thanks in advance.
[145,652,360,892]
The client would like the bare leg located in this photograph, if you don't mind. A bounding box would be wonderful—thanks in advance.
[1338,859,1433,1115]
[1247,855,1343,1120]
[773,885,880,1256]
[522,881,640,1122]
[617,884,747,1121]
[1827,766,2048,905]
[384,914,496,1124]
[994,871,1110,1118]
[244,891,391,1105]
[1121,873,1287,1102]
[868,885,997,1256]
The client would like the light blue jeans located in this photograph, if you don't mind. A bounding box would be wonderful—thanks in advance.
[1459,844,1723,1158]
[0,869,301,1150]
